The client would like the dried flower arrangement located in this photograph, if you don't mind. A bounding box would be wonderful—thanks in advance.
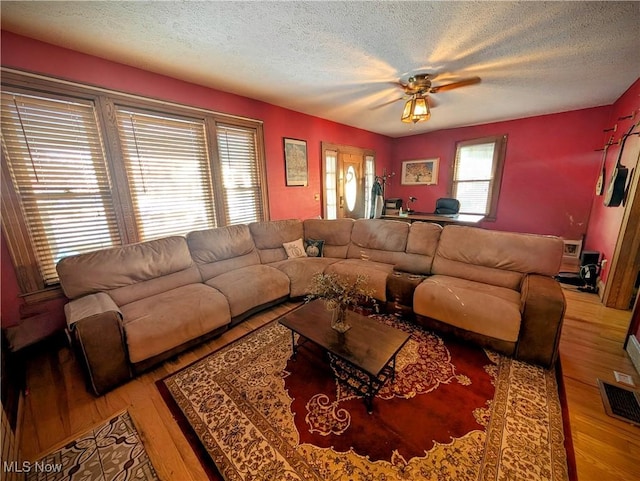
[306,272,375,332]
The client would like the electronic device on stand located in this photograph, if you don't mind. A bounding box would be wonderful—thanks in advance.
[556,251,601,293]
[384,198,403,215]
[578,259,600,293]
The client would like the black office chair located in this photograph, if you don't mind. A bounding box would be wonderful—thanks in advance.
[434,198,460,215]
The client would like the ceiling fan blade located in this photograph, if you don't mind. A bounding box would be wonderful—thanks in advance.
[430,77,481,93]
[370,97,405,110]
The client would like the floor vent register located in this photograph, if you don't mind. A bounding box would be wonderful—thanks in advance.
[597,379,640,426]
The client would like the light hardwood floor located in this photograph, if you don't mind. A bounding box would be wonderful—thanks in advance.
[17,290,640,481]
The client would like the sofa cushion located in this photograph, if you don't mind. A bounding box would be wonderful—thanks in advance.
[121,283,230,363]
[187,225,261,280]
[325,259,394,302]
[390,221,443,274]
[205,264,290,318]
[272,257,341,297]
[187,224,257,263]
[249,219,304,264]
[57,236,196,300]
[108,266,202,307]
[432,226,564,290]
[406,221,442,257]
[346,219,414,267]
[350,218,409,252]
[303,218,354,259]
[413,275,522,342]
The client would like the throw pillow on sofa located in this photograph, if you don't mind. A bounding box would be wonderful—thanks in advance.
[283,238,307,258]
[305,239,324,257]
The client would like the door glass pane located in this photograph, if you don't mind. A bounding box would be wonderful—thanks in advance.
[345,165,357,211]
[325,150,337,219]
[364,155,374,218]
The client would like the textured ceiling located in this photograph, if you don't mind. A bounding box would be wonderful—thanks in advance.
[2,1,639,137]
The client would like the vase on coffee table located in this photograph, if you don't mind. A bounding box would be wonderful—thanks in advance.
[330,305,351,333]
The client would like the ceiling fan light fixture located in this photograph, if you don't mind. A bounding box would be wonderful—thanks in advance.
[401,95,431,123]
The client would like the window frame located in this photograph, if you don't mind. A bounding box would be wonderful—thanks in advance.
[450,135,507,220]
[113,104,217,241]
[1,90,123,287]
[210,118,269,226]
[1,69,269,302]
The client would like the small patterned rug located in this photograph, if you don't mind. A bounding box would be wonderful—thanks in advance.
[159,315,572,481]
[26,411,158,481]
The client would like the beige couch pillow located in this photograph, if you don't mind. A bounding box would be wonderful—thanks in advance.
[283,238,307,258]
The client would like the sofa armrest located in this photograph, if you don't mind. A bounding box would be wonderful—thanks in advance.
[65,292,122,327]
[65,294,131,395]
[516,274,566,367]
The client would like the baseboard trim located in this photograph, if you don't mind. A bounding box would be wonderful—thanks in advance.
[626,334,640,377]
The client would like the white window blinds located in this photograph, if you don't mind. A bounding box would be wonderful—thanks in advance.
[216,124,264,225]
[1,73,268,296]
[1,92,120,285]
[453,142,496,215]
[116,108,216,240]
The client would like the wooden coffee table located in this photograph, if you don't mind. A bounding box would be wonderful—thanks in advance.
[279,300,410,413]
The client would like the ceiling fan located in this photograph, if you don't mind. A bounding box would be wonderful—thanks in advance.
[376,73,481,123]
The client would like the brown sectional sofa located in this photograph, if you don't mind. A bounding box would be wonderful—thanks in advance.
[56,218,565,395]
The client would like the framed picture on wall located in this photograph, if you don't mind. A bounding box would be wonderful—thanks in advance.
[401,158,439,185]
[284,137,308,186]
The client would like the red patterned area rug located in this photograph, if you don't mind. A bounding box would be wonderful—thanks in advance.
[158,315,572,481]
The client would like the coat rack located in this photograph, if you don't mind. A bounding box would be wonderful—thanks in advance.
[374,168,395,199]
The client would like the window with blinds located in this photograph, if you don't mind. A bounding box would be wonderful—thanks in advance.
[116,108,216,240]
[1,92,120,286]
[216,124,264,225]
[1,72,268,296]
[452,136,507,218]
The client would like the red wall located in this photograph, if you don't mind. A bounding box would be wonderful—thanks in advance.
[389,108,611,238]
[0,31,393,327]
[1,31,636,334]
[584,79,640,285]
[0,32,393,222]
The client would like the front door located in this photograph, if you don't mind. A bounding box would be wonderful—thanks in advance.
[338,152,364,219]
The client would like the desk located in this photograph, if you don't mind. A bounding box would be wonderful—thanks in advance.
[381,213,485,225]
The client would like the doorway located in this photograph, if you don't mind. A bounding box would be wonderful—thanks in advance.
[602,132,640,310]
[321,143,375,220]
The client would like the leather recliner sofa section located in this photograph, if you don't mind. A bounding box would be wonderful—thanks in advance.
[57,218,565,395]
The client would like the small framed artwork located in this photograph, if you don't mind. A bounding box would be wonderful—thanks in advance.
[401,158,439,185]
[284,137,308,186]
[562,239,582,259]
